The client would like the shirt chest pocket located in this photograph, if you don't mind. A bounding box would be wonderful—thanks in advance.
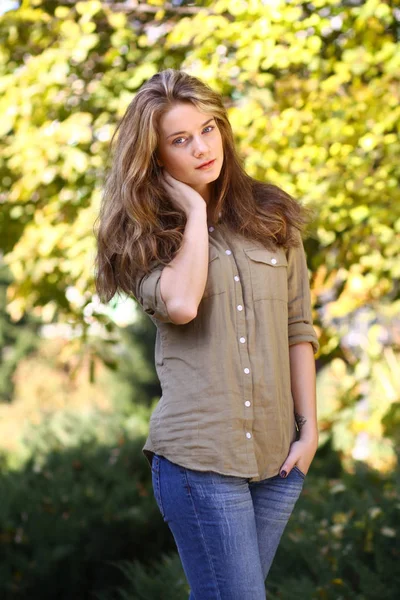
[203,245,223,299]
[243,247,288,302]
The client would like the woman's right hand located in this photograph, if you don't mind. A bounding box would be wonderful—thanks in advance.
[160,170,206,217]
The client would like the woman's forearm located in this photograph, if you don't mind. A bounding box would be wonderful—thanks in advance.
[279,342,318,476]
[160,204,209,324]
[289,342,318,443]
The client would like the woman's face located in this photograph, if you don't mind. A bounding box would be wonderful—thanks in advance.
[157,102,224,201]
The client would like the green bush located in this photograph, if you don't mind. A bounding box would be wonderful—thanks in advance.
[0,411,176,600]
[95,553,189,600]
[266,458,400,599]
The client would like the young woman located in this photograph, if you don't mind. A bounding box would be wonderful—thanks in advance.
[95,69,319,599]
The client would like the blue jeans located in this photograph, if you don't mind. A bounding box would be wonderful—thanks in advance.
[151,453,305,599]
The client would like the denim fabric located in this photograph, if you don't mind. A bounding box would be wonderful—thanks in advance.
[151,453,305,599]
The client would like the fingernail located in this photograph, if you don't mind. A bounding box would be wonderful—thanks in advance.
[280,470,287,478]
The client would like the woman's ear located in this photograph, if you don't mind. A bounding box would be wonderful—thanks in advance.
[152,154,163,173]
[154,152,163,168]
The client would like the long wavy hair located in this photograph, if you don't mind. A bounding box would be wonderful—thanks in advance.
[94,69,309,303]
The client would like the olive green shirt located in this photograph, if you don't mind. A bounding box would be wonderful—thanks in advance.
[134,219,319,482]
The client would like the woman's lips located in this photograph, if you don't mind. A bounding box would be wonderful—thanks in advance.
[196,159,216,170]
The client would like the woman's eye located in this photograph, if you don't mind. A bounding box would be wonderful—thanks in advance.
[172,137,185,145]
[203,125,214,134]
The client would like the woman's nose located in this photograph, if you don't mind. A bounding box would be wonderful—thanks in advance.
[193,136,208,156]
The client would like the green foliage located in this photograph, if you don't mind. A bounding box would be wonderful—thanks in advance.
[316,344,400,471]
[0,410,176,600]
[95,553,190,600]
[266,458,400,599]
[1,0,399,334]
[1,2,399,372]
[168,0,400,333]
[106,318,162,412]
[382,401,400,451]
[0,0,185,322]
[0,262,39,403]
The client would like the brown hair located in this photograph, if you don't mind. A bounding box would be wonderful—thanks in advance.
[94,69,309,303]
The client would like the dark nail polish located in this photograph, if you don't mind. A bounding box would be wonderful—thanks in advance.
[280,470,287,478]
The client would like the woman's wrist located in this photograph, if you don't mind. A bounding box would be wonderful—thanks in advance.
[298,426,319,446]
[186,203,207,221]
[295,413,318,443]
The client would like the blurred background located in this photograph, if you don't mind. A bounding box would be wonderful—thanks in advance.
[0,0,399,598]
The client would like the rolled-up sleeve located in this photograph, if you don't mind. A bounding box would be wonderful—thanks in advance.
[133,263,172,323]
[286,230,319,354]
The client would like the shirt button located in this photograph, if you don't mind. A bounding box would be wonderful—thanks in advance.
[240,337,246,343]
[271,258,277,265]
[245,401,251,407]
[225,249,232,255]
[234,275,240,282]
[244,368,250,374]
[237,305,243,311]
[246,432,252,439]
[208,226,214,232]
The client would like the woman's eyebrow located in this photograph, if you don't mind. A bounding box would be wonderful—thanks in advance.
[166,118,215,139]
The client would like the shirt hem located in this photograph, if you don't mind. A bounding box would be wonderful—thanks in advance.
[142,443,282,482]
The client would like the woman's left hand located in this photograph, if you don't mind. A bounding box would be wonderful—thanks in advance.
[279,437,318,478]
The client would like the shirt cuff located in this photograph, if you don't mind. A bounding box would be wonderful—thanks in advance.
[288,322,319,354]
[136,267,172,323]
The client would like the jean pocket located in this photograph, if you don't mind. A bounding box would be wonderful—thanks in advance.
[151,454,166,519]
[292,465,306,479]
